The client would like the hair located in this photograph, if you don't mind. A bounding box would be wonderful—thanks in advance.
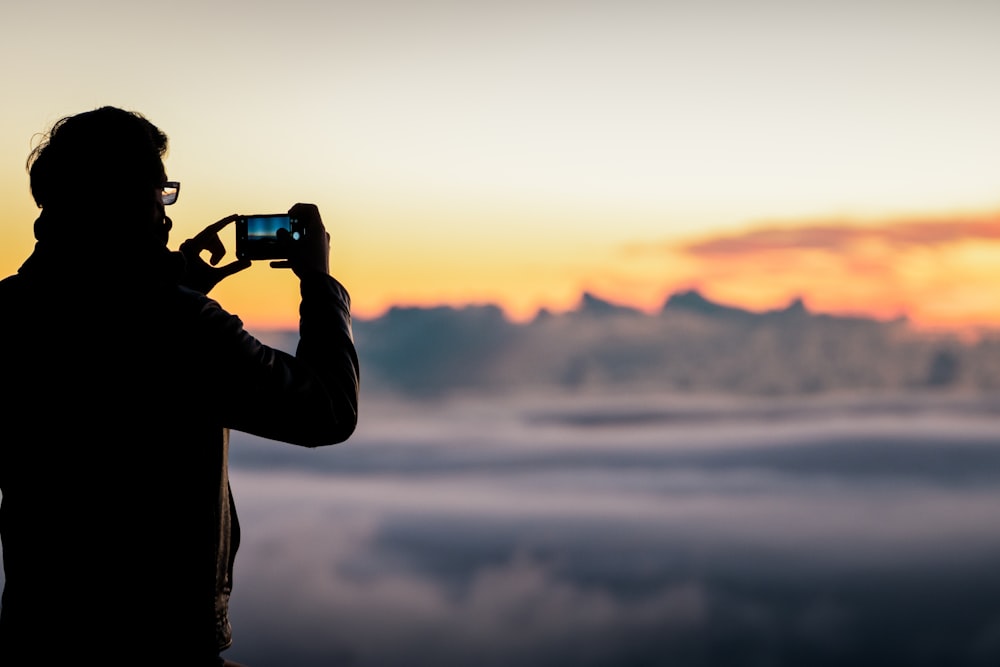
[27,106,169,212]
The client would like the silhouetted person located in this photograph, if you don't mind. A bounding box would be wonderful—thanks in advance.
[0,107,360,665]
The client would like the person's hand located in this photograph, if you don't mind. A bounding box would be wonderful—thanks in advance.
[178,214,252,294]
[270,203,330,277]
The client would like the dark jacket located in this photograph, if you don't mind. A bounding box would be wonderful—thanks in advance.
[0,239,359,663]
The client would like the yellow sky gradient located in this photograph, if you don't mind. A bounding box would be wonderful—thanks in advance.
[2,0,1000,333]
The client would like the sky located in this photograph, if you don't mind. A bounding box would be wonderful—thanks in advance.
[2,0,1000,330]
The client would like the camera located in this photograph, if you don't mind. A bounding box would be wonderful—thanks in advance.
[235,214,303,260]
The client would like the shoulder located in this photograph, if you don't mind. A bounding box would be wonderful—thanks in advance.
[0,273,31,305]
[0,273,23,290]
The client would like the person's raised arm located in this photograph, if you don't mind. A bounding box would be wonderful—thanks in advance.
[241,202,359,445]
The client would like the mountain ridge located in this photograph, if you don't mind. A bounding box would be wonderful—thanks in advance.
[255,289,996,398]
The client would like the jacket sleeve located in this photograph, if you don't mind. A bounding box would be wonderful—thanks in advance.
[194,272,360,447]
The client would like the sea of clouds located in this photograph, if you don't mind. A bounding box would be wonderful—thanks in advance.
[219,390,1000,667]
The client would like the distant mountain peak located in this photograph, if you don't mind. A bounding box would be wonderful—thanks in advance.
[577,292,642,316]
[769,297,809,317]
[663,290,815,319]
[661,289,752,318]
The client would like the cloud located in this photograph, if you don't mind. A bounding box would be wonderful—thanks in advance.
[219,396,1000,666]
[679,215,1000,257]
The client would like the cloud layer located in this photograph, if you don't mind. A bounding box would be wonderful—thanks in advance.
[216,393,1000,667]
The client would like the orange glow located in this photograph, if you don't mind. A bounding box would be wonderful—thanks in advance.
[630,214,1000,333]
[4,199,1000,335]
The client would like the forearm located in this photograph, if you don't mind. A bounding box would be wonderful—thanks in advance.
[293,272,361,444]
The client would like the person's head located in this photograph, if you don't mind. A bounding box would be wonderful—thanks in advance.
[26,106,171,244]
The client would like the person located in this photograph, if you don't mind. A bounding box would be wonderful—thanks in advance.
[0,106,360,665]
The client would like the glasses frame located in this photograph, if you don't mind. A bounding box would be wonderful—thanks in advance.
[161,181,180,206]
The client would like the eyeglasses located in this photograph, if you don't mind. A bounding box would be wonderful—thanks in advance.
[160,181,180,206]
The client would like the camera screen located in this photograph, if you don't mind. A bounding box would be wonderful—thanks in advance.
[246,215,292,240]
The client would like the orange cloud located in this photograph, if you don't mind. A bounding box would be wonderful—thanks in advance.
[680,215,1000,256]
[619,213,1000,332]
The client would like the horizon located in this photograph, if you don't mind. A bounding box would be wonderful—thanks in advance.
[260,284,971,336]
[202,205,1000,332]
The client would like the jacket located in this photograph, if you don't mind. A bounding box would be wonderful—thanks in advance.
[0,239,360,663]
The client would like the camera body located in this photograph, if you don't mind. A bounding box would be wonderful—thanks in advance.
[235,213,303,260]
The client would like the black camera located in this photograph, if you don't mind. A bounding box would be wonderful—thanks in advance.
[235,214,303,260]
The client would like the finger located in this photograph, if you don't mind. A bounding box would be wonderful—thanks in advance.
[218,259,252,277]
[269,260,292,270]
[288,203,319,217]
[204,235,227,266]
[203,214,240,236]
[185,214,238,252]
[288,203,323,233]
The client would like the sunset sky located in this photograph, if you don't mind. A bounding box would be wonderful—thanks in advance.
[2,0,1000,331]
